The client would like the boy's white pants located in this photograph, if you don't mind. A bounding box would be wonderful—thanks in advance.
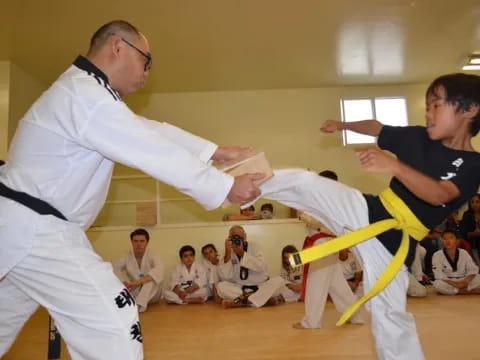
[0,211,142,360]
[433,274,480,295]
[216,276,284,307]
[164,288,208,304]
[256,169,425,360]
[301,237,363,328]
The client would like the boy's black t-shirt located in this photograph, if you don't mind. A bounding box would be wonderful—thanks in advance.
[364,125,480,266]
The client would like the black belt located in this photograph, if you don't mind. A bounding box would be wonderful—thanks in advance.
[0,182,67,221]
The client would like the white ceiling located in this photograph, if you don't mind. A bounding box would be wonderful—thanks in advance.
[2,0,480,93]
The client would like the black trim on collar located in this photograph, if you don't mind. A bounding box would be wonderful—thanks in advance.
[73,56,109,84]
[443,248,459,272]
[73,56,122,102]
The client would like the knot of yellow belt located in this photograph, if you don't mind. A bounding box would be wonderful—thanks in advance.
[289,187,429,326]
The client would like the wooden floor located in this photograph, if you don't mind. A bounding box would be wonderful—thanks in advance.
[4,287,480,360]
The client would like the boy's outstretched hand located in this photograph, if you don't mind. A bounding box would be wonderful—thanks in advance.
[355,148,398,174]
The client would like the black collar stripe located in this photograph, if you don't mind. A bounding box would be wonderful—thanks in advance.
[73,55,121,102]
[443,248,459,272]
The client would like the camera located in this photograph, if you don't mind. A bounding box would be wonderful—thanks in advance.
[230,234,244,247]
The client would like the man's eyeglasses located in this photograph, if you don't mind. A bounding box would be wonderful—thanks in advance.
[121,37,152,72]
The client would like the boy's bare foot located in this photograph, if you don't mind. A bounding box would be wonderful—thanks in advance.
[185,297,206,304]
[222,299,247,308]
[265,295,284,306]
[292,322,308,329]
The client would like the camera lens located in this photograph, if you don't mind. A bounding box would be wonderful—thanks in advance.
[231,235,243,246]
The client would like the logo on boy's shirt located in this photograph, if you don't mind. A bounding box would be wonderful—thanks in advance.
[440,158,464,180]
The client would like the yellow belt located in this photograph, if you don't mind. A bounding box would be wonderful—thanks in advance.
[289,188,429,326]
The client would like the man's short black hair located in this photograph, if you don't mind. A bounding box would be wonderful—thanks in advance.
[180,245,195,258]
[130,228,150,241]
[318,170,338,181]
[426,73,480,136]
[0,160,5,166]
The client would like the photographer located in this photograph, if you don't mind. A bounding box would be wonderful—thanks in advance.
[217,225,284,308]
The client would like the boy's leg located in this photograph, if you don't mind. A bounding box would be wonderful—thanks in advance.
[356,238,424,360]
[248,276,284,307]
[0,276,39,356]
[407,273,427,297]
[7,218,143,360]
[280,287,301,302]
[258,169,369,235]
[467,274,480,291]
[328,263,364,324]
[163,290,184,304]
[299,256,335,328]
[432,280,457,295]
[216,281,243,300]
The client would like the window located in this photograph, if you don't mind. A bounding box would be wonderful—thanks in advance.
[340,97,408,145]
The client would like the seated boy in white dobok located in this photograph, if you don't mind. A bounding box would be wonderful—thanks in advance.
[339,248,364,299]
[433,229,480,295]
[164,245,209,304]
[114,228,164,312]
[217,225,284,308]
[201,243,223,302]
[280,245,304,302]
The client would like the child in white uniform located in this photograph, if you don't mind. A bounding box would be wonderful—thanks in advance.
[164,245,209,304]
[280,245,303,302]
[433,229,480,295]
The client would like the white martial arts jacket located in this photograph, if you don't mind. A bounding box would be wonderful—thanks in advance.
[432,249,479,280]
[114,249,164,285]
[0,56,233,277]
[169,262,208,290]
[219,242,269,286]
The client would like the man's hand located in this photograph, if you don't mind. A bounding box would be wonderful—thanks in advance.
[124,281,139,291]
[212,146,253,163]
[355,148,398,174]
[320,120,343,134]
[232,243,245,258]
[227,173,264,204]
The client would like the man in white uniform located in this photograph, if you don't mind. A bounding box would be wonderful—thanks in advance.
[0,20,262,360]
[114,229,164,312]
[217,225,284,307]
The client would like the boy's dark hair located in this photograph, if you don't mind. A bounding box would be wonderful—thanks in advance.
[261,203,274,212]
[442,228,459,239]
[130,228,150,241]
[180,245,195,258]
[201,243,217,254]
[318,170,338,181]
[0,160,5,166]
[426,73,480,136]
[281,244,299,269]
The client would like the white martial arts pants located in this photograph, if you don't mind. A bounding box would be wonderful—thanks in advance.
[280,287,302,302]
[301,237,363,328]
[0,214,142,360]
[164,288,209,304]
[433,274,480,295]
[256,169,425,360]
[407,273,427,298]
[216,276,284,307]
[130,281,163,311]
